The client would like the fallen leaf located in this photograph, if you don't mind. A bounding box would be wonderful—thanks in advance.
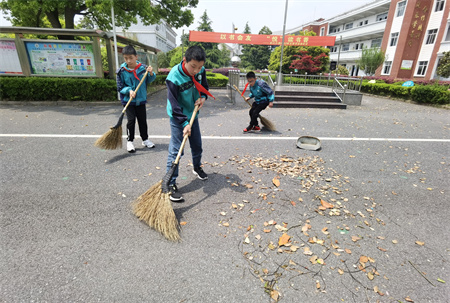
[437,278,446,283]
[303,247,313,255]
[290,245,299,252]
[271,290,279,301]
[290,201,296,206]
[392,240,398,244]
[338,268,344,275]
[263,229,272,233]
[278,233,290,246]
[322,227,329,235]
[405,296,414,302]
[320,199,334,209]
[377,246,387,252]
[275,224,288,232]
[244,237,250,244]
[316,280,321,289]
[310,255,318,264]
[352,235,361,242]
[367,272,374,280]
[415,241,425,246]
[345,248,352,254]
[272,177,280,187]
[180,221,187,226]
[360,256,369,263]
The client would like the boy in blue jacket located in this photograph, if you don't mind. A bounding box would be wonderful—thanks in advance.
[116,45,156,152]
[243,71,274,133]
[165,46,214,202]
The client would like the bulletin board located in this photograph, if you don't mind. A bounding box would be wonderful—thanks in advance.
[0,39,23,75]
[24,40,97,76]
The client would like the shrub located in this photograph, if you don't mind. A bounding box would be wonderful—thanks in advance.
[411,85,450,105]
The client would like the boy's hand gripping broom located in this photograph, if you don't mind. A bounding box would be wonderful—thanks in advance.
[132,105,200,241]
[233,84,276,131]
[94,71,149,150]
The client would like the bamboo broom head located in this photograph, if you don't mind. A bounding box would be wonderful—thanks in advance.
[260,115,276,131]
[94,126,123,150]
[132,180,180,241]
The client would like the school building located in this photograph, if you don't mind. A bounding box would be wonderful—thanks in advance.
[286,0,450,80]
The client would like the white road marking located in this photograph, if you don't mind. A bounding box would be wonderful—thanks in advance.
[1,134,449,142]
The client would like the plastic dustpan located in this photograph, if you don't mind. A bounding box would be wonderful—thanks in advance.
[297,136,321,151]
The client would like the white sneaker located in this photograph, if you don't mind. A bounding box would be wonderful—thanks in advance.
[127,141,136,153]
[142,139,155,148]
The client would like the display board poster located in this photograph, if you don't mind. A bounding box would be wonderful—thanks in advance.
[401,60,413,70]
[0,40,23,75]
[25,41,96,76]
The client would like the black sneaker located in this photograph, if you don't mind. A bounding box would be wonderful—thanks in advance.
[169,184,184,202]
[193,166,208,180]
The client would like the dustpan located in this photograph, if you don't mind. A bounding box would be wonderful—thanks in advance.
[297,136,321,151]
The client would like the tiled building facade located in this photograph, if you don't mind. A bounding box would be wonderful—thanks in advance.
[286,0,450,80]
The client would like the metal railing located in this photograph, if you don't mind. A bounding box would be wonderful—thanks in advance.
[332,77,347,103]
[277,72,363,91]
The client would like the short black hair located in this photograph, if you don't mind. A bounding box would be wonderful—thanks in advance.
[246,71,256,79]
[185,46,206,63]
[122,45,137,56]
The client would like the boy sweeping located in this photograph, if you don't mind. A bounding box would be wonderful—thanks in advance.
[117,45,156,153]
[242,71,274,133]
[165,46,214,202]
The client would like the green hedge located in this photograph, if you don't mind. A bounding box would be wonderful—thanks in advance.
[0,73,227,101]
[361,82,450,105]
[0,77,118,101]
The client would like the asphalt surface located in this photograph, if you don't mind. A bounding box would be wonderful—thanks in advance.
[1,88,449,303]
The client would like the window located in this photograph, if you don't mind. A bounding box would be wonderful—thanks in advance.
[446,24,450,41]
[359,21,363,26]
[345,23,353,30]
[383,61,392,74]
[342,43,350,51]
[355,43,364,50]
[435,0,445,11]
[376,12,388,21]
[365,20,369,25]
[371,38,382,48]
[397,1,406,17]
[320,27,325,36]
[417,61,428,75]
[390,32,399,46]
[426,29,438,44]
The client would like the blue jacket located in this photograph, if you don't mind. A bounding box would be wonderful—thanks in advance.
[166,61,209,127]
[249,79,274,104]
[116,61,156,106]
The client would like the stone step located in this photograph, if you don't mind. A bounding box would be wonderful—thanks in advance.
[276,91,335,97]
[275,95,341,103]
[273,101,347,109]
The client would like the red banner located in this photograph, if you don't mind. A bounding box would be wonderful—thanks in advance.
[189,31,336,47]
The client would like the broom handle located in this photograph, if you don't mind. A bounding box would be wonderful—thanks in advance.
[173,104,200,165]
[233,85,253,108]
[122,71,149,113]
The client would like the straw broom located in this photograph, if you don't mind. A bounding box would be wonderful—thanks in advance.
[132,105,200,241]
[233,85,276,131]
[94,71,149,150]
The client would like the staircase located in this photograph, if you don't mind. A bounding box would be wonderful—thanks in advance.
[273,88,347,109]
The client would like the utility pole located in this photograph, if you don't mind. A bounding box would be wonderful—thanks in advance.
[111,0,120,100]
[277,0,289,86]
[336,35,342,71]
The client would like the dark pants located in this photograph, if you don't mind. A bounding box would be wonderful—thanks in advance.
[249,102,269,127]
[125,104,148,142]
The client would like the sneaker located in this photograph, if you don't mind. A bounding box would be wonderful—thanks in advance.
[193,166,208,180]
[127,141,135,153]
[169,184,184,202]
[243,126,253,133]
[253,126,261,132]
[142,139,155,148]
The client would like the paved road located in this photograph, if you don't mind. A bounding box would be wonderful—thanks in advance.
[1,89,449,302]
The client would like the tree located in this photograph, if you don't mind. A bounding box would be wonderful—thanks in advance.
[157,52,170,68]
[357,47,386,76]
[268,31,329,73]
[436,51,450,78]
[290,50,328,74]
[241,26,273,70]
[0,0,198,32]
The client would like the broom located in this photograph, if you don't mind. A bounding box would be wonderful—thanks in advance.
[94,71,149,150]
[132,105,200,241]
[233,84,276,131]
